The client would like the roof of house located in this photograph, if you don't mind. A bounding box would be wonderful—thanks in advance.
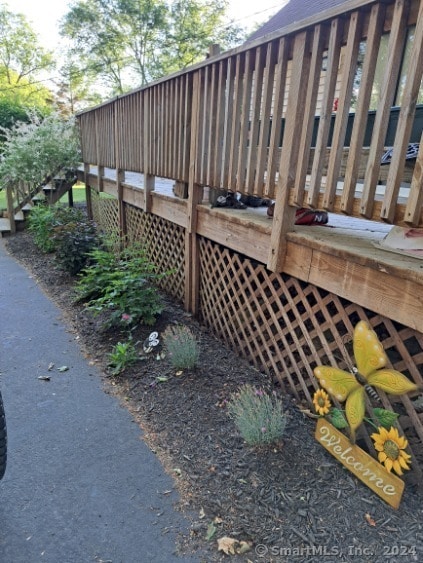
[247,0,349,42]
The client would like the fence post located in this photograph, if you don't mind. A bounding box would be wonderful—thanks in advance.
[185,71,202,314]
[6,184,15,233]
[84,164,93,219]
[114,101,127,241]
[143,89,155,212]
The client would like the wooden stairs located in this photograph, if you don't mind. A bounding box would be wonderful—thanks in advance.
[0,172,77,238]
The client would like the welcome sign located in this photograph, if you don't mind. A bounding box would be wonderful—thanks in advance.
[315,418,404,509]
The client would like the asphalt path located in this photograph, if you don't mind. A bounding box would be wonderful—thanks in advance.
[0,239,197,563]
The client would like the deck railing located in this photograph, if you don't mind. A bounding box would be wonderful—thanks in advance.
[77,0,423,272]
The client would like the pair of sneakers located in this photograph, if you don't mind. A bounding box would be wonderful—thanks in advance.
[213,193,247,209]
[267,203,328,225]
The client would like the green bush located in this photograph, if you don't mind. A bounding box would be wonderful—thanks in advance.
[27,204,91,255]
[162,325,199,370]
[227,385,286,446]
[76,242,164,328]
[108,339,138,375]
[0,112,80,188]
[53,217,98,275]
[27,205,59,252]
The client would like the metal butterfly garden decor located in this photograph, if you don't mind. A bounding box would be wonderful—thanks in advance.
[314,321,418,442]
[312,321,419,508]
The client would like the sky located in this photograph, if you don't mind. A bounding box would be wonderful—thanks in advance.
[8,0,286,51]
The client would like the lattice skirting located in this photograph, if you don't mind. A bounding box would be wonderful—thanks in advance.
[90,193,423,475]
[125,203,185,302]
[198,237,423,475]
[92,197,186,302]
[91,191,120,234]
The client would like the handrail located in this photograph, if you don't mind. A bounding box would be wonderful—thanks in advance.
[76,0,423,272]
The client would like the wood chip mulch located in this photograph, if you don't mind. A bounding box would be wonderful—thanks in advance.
[4,231,423,563]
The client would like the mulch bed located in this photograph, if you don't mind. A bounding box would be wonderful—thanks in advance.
[4,230,423,563]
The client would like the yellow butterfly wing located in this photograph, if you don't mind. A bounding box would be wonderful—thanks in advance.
[345,386,366,442]
[368,369,418,395]
[353,321,387,379]
[314,366,360,402]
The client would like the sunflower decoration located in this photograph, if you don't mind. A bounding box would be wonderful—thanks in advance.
[313,389,331,416]
[371,426,412,476]
[314,320,419,442]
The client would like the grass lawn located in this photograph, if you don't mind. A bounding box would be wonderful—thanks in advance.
[0,183,90,213]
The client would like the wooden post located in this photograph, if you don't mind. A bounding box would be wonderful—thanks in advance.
[84,163,93,219]
[6,184,15,234]
[143,89,155,213]
[267,31,312,272]
[114,101,127,241]
[143,174,155,212]
[185,71,202,314]
[117,168,126,239]
[207,44,220,58]
[67,185,74,207]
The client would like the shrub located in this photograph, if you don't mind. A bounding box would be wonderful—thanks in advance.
[27,204,91,255]
[76,242,164,328]
[27,205,59,252]
[0,112,80,188]
[53,217,98,275]
[108,339,138,375]
[227,385,286,446]
[162,325,199,370]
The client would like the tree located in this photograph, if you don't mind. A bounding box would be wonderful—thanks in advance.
[60,0,141,95]
[0,4,54,88]
[161,0,244,75]
[55,59,103,116]
[60,0,246,98]
[0,4,55,129]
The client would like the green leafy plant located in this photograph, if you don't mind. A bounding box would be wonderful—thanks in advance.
[76,242,164,328]
[0,112,80,188]
[162,324,199,370]
[53,217,98,275]
[227,385,286,447]
[27,204,92,255]
[27,204,58,252]
[108,339,138,375]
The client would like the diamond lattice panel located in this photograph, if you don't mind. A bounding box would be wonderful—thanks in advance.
[125,203,185,302]
[92,191,119,235]
[198,237,423,473]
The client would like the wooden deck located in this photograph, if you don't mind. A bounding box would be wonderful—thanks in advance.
[80,166,423,332]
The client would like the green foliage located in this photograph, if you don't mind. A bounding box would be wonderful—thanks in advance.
[0,99,30,139]
[0,6,54,80]
[161,0,245,76]
[27,205,59,253]
[53,216,98,275]
[228,385,286,447]
[27,205,92,256]
[0,112,81,188]
[76,242,164,328]
[108,339,138,375]
[162,324,199,370]
[60,0,246,97]
[373,408,400,429]
[0,69,53,114]
[329,408,349,430]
